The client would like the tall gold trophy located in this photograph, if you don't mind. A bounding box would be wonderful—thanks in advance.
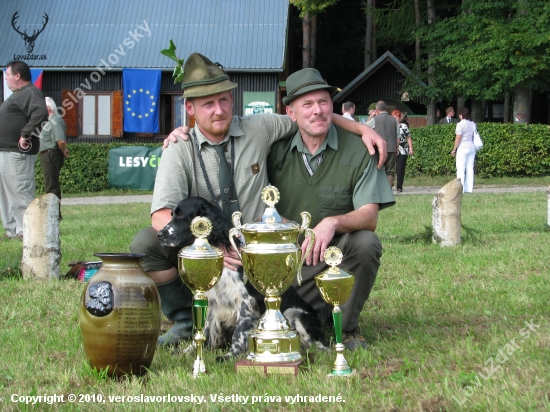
[229,186,315,375]
[315,247,356,376]
[178,217,223,378]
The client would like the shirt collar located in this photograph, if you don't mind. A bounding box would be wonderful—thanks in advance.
[289,123,339,155]
[193,116,244,146]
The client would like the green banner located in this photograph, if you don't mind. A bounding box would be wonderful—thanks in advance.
[243,91,275,116]
[108,146,162,190]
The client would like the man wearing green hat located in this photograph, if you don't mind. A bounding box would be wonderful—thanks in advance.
[131,53,387,347]
[267,68,395,350]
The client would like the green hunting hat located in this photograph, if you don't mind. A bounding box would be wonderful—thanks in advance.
[182,53,237,98]
[283,68,339,106]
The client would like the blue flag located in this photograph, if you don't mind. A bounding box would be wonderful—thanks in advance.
[123,69,161,133]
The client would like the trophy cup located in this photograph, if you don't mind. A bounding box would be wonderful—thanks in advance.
[178,217,224,378]
[315,247,356,376]
[229,186,315,375]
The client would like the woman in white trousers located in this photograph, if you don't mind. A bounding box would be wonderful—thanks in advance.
[451,107,476,193]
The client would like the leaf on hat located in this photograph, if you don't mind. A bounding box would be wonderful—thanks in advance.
[160,40,185,85]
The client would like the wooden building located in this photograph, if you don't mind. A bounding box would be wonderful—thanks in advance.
[333,51,427,127]
[1,0,291,143]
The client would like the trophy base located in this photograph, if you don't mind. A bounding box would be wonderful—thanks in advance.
[246,330,303,363]
[327,369,356,378]
[235,359,303,376]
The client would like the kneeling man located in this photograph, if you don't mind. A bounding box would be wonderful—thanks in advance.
[267,69,395,350]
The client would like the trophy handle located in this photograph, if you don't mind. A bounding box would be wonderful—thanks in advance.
[228,228,247,283]
[296,228,315,286]
[300,211,311,230]
[231,211,242,229]
[228,228,242,260]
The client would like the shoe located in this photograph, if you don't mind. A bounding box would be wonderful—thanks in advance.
[342,327,367,351]
[2,233,21,241]
[397,188,403,193]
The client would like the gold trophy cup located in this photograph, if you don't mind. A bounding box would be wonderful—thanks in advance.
[315,247,356,376]
[178,217,224,378]
[229,186,315,372]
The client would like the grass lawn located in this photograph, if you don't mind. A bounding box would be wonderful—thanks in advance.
[0,190,549,411]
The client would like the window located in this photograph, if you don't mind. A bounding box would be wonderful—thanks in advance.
[61,90,123,138]
[158,93,188,135]
[82,94,111,136]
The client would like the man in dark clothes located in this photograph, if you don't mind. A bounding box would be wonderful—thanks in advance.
[0,61,48,240]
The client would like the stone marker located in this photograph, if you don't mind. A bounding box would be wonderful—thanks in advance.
[432,179,463,246]
[21,193,61,279]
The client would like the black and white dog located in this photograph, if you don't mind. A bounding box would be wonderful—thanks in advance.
[157,197,325,361]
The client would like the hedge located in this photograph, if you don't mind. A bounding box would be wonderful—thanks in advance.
[407,123,550,178]
[33,124,550,194]
[35,143,161,194]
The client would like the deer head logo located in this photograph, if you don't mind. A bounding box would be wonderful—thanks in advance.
[11,11,49,53]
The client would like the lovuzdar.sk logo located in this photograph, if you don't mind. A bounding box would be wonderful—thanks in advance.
[11,11,49,53]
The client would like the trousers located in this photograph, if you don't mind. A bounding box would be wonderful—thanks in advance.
[293,230,382,331]
[0,151,36,237]
[396,154,408,190]
[40,150,65,199]
[456,144,476,193]
[131,227,383,332]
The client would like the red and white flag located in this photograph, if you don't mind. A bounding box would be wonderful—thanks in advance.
[3,68,43,101]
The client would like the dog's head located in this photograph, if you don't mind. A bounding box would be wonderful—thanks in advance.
[157,197,236,249]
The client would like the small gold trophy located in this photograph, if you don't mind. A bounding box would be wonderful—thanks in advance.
[315,247,355,376]
[229,186,315,374]
[178,217,223,378]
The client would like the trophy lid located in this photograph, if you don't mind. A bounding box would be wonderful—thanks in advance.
[178,217,223,259]
[237,186,301,232]
[316,247,354,280]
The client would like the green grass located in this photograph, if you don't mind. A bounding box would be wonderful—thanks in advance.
[1,191,549,411]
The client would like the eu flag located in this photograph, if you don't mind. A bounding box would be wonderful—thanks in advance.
[123,69,161,133]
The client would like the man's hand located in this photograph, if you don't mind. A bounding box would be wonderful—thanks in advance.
[332,114,387,169]
[220,244,242,271]
[301,217,338,267]
[365,132,387,169]
[301,204,379,266]
[163,126,190,150]
[18,136,32,152]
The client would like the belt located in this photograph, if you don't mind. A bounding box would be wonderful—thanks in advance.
[40,149,60,154]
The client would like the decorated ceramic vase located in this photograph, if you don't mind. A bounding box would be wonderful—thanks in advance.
[79,253,160,377]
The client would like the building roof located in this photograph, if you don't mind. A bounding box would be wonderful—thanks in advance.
[1,0,289,71]
[333,51,426,103]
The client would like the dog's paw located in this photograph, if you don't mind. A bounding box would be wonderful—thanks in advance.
[215,353,234,363]
[314,340,330,351]
[172,342,196,356]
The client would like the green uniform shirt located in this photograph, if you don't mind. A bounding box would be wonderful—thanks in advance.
[152,113,298,223]
[267,124,395,228]
[39,113,67,151]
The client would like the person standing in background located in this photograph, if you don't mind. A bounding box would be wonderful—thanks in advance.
[0,61,48,240]
[391,110,414,193]
[439,107,457,125]
[367,100,399,188]
[342,101,355,121]
[451,107,476,193]
[40,97,69,200]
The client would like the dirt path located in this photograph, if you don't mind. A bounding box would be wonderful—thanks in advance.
[61,186,548,206]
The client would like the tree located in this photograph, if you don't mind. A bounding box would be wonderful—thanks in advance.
[290,0,340,68]
[364,0,376,69]
[415,0,550,123]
